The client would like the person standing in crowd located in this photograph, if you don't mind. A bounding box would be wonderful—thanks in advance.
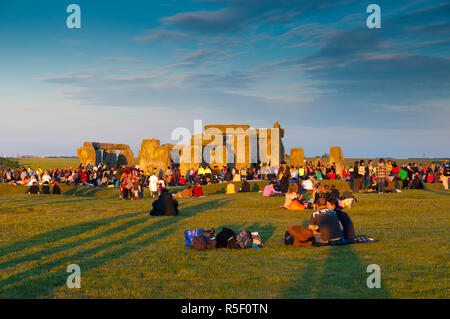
[120,169,132,200]
[352,161,362,193]
[440,160,449,191]
[358,160,366,189]
[376,158,388,194]
[278,161,290,193]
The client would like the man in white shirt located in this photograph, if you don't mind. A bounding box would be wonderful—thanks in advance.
[149,174,159,198]
[42,171,52,184]
[302,178,314,191]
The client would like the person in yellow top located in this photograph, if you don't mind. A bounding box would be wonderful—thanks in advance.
[226,181,236,194]
[198,167,205,175]
[299,166,305,178]
[386,160,393,173]
[204,166,212,175]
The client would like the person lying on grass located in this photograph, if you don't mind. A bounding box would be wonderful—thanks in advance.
[174,185,193,198]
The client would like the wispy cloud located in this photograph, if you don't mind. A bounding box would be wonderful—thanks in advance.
[99,57,143,63]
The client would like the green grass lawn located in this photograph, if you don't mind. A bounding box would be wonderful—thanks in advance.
[17,158,80,170]
[0,181,448,299]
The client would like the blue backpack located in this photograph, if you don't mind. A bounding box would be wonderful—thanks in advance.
[184,229,204,248]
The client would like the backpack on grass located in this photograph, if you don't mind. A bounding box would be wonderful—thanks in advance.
[216,227,235,248]
[232,230,253,249]
[190,228,216,250]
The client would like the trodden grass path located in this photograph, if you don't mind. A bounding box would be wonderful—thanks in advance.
[0,182,448,298]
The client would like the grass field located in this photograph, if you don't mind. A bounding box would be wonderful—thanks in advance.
[17,158,80,170]
[0,179,448,299]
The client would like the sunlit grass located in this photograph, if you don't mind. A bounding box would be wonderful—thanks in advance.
[0,181,448,298]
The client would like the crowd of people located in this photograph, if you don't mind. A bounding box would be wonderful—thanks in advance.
[348,159,449,193]
[1,157,448,247]
[0,158,448,198]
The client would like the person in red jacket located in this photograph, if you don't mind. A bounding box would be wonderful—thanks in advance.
[192,183,204,197]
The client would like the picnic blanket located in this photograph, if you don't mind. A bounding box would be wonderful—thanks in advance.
[353,235,378,243]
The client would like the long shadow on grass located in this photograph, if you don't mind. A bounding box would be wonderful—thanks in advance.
[0,196,106,209]
[63,186,113,198]
[422,187,450,197]
[282,221,391,298]
[0,198,229,298]
[0,213,149,270]
[0,211,144,258]
[0,197,207,258]
[245,223,276,242]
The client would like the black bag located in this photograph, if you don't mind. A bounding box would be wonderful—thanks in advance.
[227,236,240,249]
[216,227,235,248]
[284,231,294,245]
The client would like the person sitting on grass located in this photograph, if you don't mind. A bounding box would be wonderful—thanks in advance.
[301,177,314,192]
[192,183,204,197]
[326,198,355,243]
[283,183,303,208]
[263,181,282,197]
[27,181,40,195]
[52,181,61,195]
[308,197,344,245]
[150,188,179,216]
[42,181,50,194]
[226,181,236,194]
[411,173,424,190]
[239,179,251,192]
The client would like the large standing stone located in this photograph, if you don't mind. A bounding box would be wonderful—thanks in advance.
[117,148,134,167]
[103,149,117,166]
[290,148,304,167]
[77,142,134,167]
[77,143,96,166]
[268,121,285,167]
[137,139,171,172]
[329,146,345,177]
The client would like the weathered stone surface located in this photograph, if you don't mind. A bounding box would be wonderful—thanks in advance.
[77,144,96,166]
[329,146,345,177]
[77,142,134,167]
[290,148,304,167]
[179,144,201,176]
[268,122,284,167]
[137,139,171,172]
[118,148,135,167]
[102,149,116,166]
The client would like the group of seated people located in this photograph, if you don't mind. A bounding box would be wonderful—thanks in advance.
[27,181,61,195]
[225,180,251,194]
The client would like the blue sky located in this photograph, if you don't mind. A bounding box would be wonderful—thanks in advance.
[0,0,449,158]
